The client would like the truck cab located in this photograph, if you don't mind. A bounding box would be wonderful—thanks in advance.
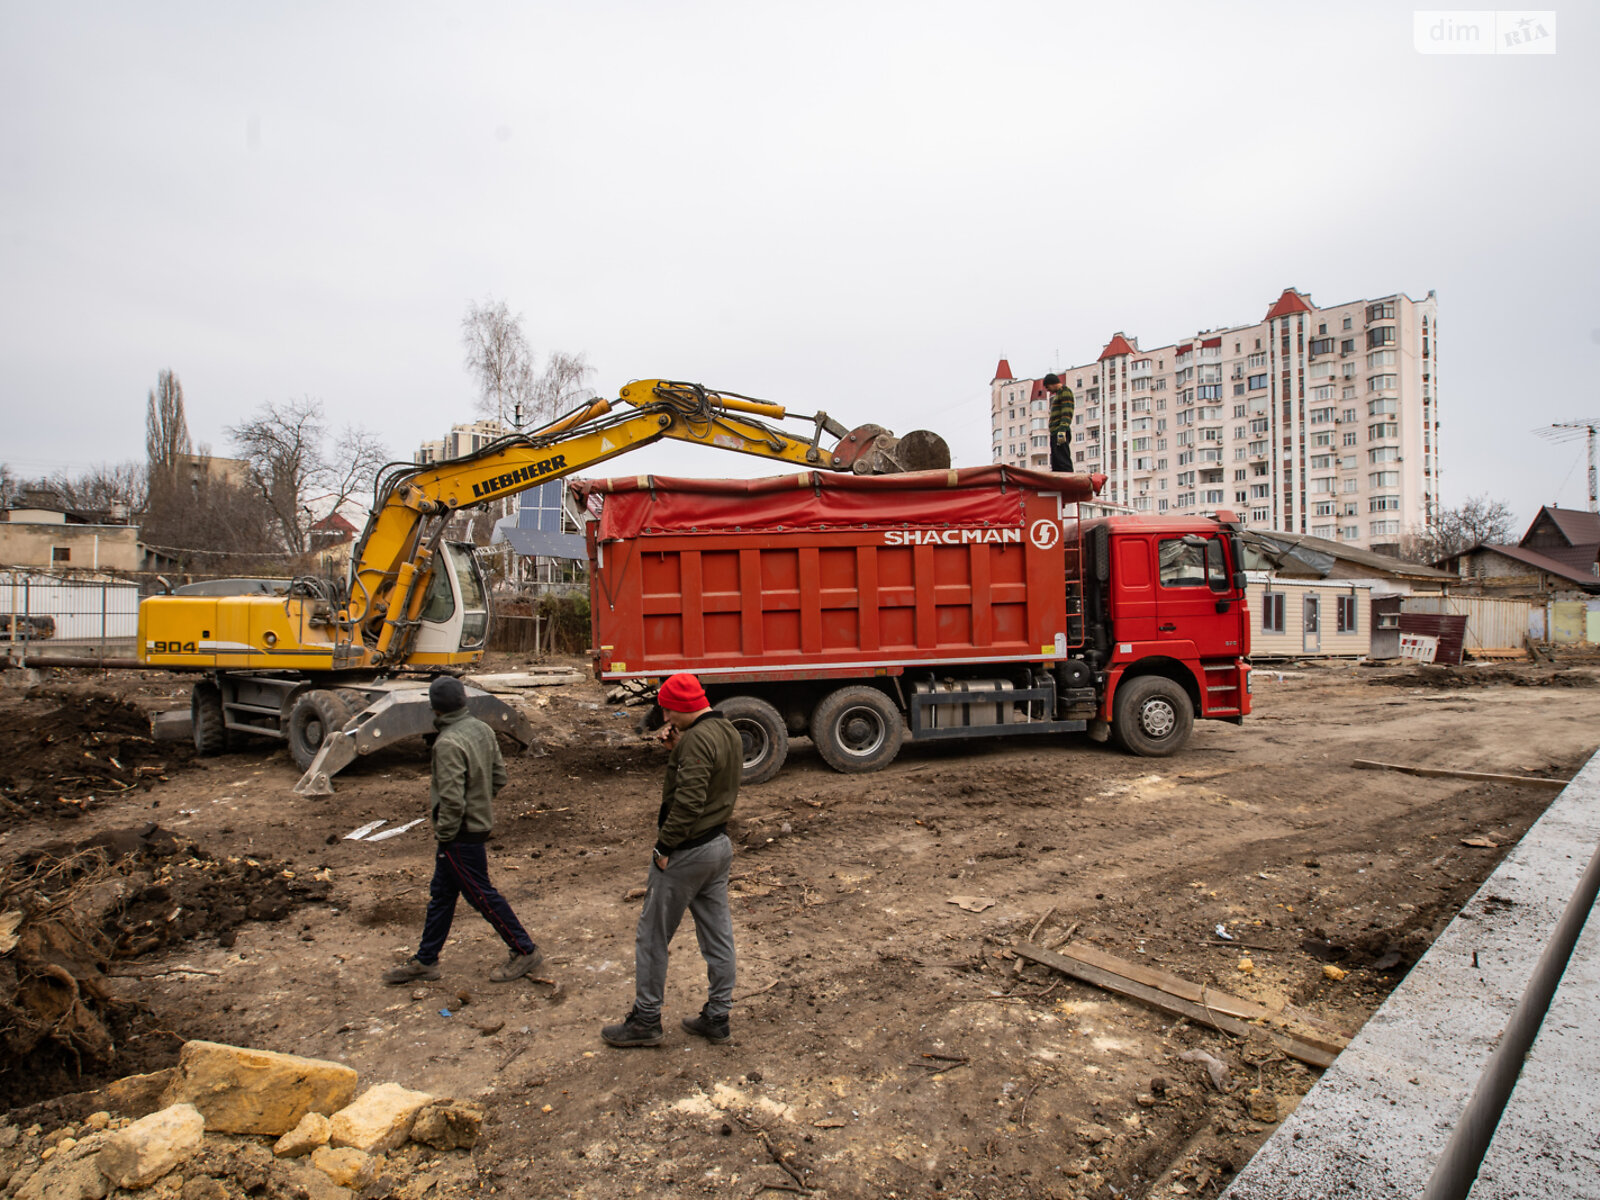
[1084,513,1251,753]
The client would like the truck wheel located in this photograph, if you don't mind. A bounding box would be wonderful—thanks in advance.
[810,686,904,774]
[1112,676,1193,757]
[720,696,789,785]
[192,681,229,756]
[287,690,352,771]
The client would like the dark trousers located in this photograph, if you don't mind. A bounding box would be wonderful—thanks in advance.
[1051,440,1074,472]
[417,840,534,963]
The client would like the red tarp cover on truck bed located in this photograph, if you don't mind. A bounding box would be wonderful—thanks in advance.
[572,466,1104,540]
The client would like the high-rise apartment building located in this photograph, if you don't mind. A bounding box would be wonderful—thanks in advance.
[991,288,1439,555]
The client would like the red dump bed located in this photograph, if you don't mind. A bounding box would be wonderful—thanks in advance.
[574,466,1102,684]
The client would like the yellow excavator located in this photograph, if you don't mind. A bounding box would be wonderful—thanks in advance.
[137,379,949,794]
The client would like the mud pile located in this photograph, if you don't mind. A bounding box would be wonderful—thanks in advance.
[1372,666,1597,689]
[0,826,329,1111]
[0,688,192,824]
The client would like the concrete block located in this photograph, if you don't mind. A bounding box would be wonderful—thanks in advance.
[1471,895,1600,1197]
[273,1111,332,1159]
[410,1101,485,1150]
[329,1082,436,1154]
[97,1103,205,1190]
[162,1040,358,1135]
[1223,750,1600,1198]
[310,1145,380,1190]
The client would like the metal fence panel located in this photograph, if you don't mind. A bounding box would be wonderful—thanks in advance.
[1,571,141,657]
[1402,596,1533,650]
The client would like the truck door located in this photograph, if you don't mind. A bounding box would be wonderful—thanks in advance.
[1153,535,1242,660]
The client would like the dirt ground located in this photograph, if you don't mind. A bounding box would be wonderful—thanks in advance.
[2,654,1598,1199]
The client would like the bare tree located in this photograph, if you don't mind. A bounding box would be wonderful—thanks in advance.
[227,400,390,554]
[530,350,596,419]
[145,369,192,485]
[0,462,19,508]
[44,463,147,515]
[323,424,391,520]
[1399,495,1518,563]
[462,298,535,428]
[228,397,327,554]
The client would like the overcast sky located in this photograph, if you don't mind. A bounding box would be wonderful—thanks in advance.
[2,2,1595,526]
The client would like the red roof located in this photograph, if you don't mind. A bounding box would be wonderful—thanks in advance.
[1264,289,1313,320]
[1098,334,1137,361]
[312,512,357,533]
[993,358,1014,382]
[1524,505,1600,549]
[1201,336,1222,349]
[1451,543,1600,590]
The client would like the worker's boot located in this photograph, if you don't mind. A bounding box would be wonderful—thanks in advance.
[382,957,441,985]
[489,947,543,983]
[680,1005,731,1044]
[601,1007,664,1048]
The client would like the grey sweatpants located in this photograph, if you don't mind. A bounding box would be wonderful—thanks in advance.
[634,833,736,1022]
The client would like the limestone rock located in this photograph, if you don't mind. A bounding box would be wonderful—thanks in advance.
[410,1101,485,1150]
[103,1070,177,1120]
[274,1111,332,1159]
[97,1103,205,1190]
[181,1179,229,1200]
[274,1160,354,1200]
[311,1146,380,1190]
[14,1134,110,1200]
[161,1041,358,1135]
[329,1083,436,1154]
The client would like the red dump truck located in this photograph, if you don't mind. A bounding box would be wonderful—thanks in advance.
[575,465,1251,783]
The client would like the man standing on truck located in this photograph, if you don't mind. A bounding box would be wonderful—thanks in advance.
[1044,373,1075,472]
[602,673,741,1047]
[383,676,543,986]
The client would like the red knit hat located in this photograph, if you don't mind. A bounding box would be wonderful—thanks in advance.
[657,673,709,713]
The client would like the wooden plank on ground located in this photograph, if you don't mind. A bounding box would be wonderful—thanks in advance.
[1047,942,1348,1048]
[1014,942,1340,1069]
[1351,760,1567,790]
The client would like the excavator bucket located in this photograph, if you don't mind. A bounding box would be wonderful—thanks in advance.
[829,425,952,474]
[293,682,540,797]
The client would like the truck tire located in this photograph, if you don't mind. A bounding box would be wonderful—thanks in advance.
[1112,676,1193,757]
[720,695,789,785]
[810,686,904,774]
[287,689,353,771]
[192,681,229,756]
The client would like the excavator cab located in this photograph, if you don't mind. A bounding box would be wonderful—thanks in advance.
[409,541,492,660]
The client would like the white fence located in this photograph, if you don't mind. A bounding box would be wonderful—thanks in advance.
[1,571,141,656]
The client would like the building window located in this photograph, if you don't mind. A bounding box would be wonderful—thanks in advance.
[1337,595,1358,633]
[1248,373,1267,390]
[1366,326,1397,349]
[1309,337,1334,355]
[1262,592,1286,634]
[51,546,71,563]
[1366,302,1396,323]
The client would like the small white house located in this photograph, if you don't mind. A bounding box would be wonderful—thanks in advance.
[1247,574,1372,659]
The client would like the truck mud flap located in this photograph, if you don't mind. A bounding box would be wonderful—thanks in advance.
[294,685,540,797]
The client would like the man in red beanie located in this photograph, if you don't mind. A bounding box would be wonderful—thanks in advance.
[602,673,743,1047]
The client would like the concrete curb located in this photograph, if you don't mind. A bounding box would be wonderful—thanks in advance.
[1222,748,1600,1199]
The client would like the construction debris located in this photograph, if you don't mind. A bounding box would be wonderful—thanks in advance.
[1352,759,1568,790]
[1014,941,1344,1068]
[0,1042,484,1198]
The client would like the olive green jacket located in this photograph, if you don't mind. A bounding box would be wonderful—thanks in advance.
[429,708,508,844]
[655,711,741,854]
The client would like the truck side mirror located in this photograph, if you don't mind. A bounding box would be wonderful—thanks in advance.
[1233,570,1248,590]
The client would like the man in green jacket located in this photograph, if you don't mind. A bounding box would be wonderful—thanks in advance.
[1044,373,1075,472]
[383,676,542,985]
[602,673,742,1047]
